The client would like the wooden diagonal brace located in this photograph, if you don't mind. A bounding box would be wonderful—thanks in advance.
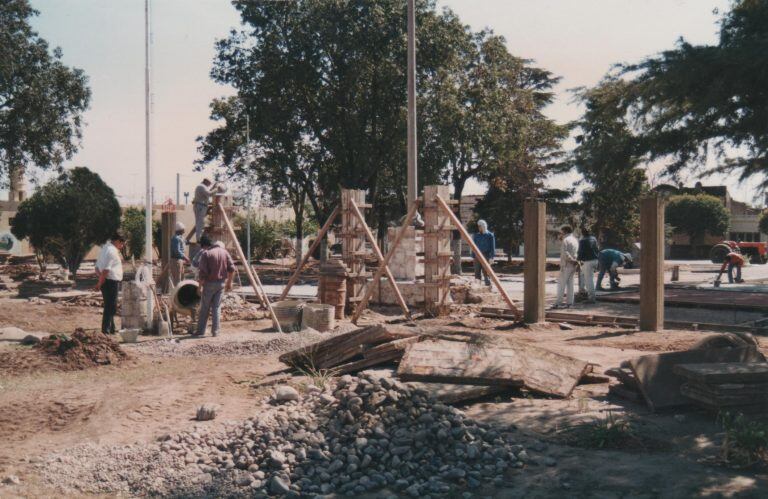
[351,200,419,324]
[217,203,283,333]
[434,194,520,316]
[348,199,412,322]
[280,205,340,301]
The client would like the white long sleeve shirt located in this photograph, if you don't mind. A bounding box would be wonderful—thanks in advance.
[96,241,123,281]
[560,234,579,268]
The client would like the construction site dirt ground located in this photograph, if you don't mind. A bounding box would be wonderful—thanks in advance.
[1,293,768,497]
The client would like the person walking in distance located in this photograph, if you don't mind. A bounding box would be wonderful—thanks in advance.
[577,227,600,303]
[553,226,579,309]
[191,178,217,242]
[170,221,190,286]
[94,232,126,334]
[472,220,495,286]
[194,235,235,337]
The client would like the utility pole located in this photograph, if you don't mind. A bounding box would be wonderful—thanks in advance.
[144,0,154,328]
[176,173,180,206]
[406,0,417,206]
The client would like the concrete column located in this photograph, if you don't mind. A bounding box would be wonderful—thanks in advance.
[640,196,665,331]
[523,199,546,323]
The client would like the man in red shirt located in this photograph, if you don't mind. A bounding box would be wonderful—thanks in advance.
[194,235,235,337]
[719,251,745,284]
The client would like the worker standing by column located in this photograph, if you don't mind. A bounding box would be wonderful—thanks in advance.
[472,220,495,287]
[170,222,190,286]
[553,226,579,309]
[577,227,600,303]
[94,233,126,334]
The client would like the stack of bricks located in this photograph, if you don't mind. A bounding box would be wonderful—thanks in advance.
[386,226,424,281]
[120,281,150,330]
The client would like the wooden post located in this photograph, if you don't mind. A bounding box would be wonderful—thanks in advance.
[160,211,177,267]
[434,194,520,316]
[217,203,282,333]
[348,199,412,321]
[640,196,664,331]
[341,189,368,311]
[351,200,419,323]
[423,185,452,316]
[280,206,340,300]
[523,199,546,323]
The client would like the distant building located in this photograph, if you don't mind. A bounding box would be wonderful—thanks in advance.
[653,182,766,259]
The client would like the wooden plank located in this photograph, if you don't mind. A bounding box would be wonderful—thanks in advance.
[640,196,664,331]
[279,324,419,369]
[333,337,421,375]
[523,199,546,323]
[629,346,766,411]
[680,382,768,407]
[673,363,768,384]
[397,337,588,397]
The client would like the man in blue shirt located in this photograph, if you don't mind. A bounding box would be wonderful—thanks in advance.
[472,220,495,286]
[170,222,190,286]
[597,249,632,290]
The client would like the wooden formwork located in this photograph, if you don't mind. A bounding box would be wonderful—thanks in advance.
[209,195,237,252]
[341,189,369,312]
[422,185,452,316]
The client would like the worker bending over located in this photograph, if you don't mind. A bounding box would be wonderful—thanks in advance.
[720,251,745,284]
[596,249,632,290]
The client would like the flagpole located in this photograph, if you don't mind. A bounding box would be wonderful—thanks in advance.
[144,0,154,328]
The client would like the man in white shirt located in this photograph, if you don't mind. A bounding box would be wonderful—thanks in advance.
[95,233,126,334]
[192,178,217,242]
[554,225,579,309]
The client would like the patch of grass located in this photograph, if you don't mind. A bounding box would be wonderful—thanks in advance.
[555,411,662,452]
[717,411,768,468]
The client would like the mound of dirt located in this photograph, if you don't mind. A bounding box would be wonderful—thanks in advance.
[35,329,128,370]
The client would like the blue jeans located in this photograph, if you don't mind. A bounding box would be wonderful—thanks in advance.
[474,258,491,285]
[197,280,225,335]
[596,262,618,289]
[727,263,742,283]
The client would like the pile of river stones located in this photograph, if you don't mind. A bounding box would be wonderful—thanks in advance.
[157,372,529,497]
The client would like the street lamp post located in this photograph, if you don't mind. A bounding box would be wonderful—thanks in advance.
[406,0,417,206]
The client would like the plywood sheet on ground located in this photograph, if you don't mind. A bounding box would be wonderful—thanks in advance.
[598,289,768,312]
[629,346,766,411]
[397,337,589,397]
[673,362,768,384]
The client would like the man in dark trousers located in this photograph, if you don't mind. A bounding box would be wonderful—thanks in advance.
[577,228,600,302]
[472,220,495,286]
[94,232,126,334]
[194,235,235,337]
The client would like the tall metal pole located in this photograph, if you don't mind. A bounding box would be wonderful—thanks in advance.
[406,0,417,205]
[245,114,251,263]
[144,0,154,328]
[176,173,180,206]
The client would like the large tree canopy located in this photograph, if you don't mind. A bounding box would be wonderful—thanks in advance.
[665,194,730,245]
[0,0,91,185]
[616,0,768,187]
[197,0,563,243]
[11,167,120,273]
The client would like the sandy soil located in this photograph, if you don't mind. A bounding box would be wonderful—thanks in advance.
[1,295,768,497]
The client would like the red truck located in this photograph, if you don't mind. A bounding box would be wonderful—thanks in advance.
[709,240,768,264]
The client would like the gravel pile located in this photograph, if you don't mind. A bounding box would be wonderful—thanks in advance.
[37,372,531,497]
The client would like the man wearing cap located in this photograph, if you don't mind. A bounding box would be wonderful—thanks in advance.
[170,221,190,286]
[192,178,217,242]
[596,248,632,290]
[472,220,496,286]
[194,235,235,337]
[94,232,126,334]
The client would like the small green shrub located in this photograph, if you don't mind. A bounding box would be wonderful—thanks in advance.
[718,411,768,467]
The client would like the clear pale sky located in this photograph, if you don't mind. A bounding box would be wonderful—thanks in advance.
[19,0,760,206]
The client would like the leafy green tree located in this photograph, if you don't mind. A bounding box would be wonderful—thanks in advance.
[665,194,730,247]
[0,0,90,185]
[11,167,120,273]
[120,207,161,260]
[571,81,649,248]
[610,0,768,187]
